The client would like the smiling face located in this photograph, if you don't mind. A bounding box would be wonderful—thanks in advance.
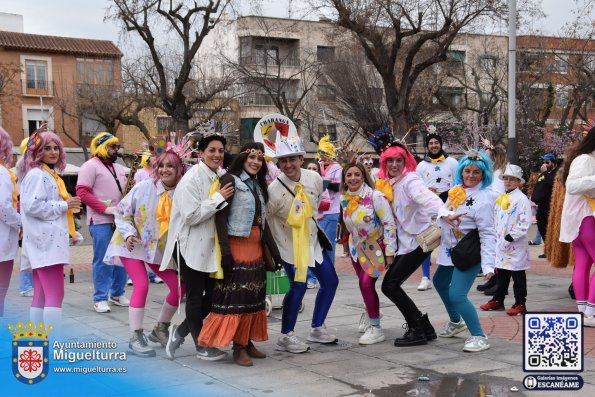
[41,141,60,165]
[158,156,177,188]
[345,166,365,192]
[277,155,304,182]
[462,164,483,188]
[243,151,263,176]
[386,156,405,178]
[428,138,442,155]
[200,140,225,172]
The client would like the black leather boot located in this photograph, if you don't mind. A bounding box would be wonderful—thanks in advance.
[394,321,427,347]
[420,313,437,340]
[476,275,497,292]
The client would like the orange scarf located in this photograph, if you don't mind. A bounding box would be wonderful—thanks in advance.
[41,164,76,239]
[430,155,446,164]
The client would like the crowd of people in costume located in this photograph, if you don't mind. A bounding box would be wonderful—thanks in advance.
[0,116,594,367]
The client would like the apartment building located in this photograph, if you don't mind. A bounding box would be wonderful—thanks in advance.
[0,28,122,164]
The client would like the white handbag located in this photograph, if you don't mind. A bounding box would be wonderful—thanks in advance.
[415,223,442,253]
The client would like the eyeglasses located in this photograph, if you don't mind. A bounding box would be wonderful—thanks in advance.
[363,160,373,166]
[109,144,121,150]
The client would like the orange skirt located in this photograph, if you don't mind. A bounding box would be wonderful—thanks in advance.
[198,226,267,347]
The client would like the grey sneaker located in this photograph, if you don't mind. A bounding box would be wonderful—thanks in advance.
[129,330,156,357]
[196,347,228,361]
[358,312,369,333]
[463,335,490,352]
[275,332,309,353]
[438,319,468,338]
[307,325,338,344]
[165,324,184,360]
[148,322,170,347]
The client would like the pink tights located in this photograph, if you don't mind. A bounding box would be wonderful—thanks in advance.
[32,264,65,308]
[351,259,380,319]
[120,257,185,308]
[572,216,595,316]
[0,260,14,317]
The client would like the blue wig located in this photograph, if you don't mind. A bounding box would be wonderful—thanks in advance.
[454,150,494,189]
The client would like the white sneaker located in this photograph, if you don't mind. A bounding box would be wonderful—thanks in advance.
[94,300,111,313]
[417,277,432,291]
[584,316,595,327]
[109,295,130,307]
[439,319,468,338]
[307,325,338,344]
[359,326,385,345]
[358,312,369,333]
[463,335,490,352]
[152,276,164,284]
[275,332,309,353]
[126,278,133,286]
[20,289,34,297]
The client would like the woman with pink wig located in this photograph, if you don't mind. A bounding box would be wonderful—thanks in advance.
[368,128,444,348]
[0,127,20,322]
[19,130,81,336]
[104,151,186,357]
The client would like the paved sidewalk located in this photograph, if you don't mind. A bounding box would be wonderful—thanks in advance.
[3,243,593,397]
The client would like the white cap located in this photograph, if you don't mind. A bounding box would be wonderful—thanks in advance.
[500,164,525,183]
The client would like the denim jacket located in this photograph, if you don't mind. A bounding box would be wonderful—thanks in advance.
[227,171,266,237]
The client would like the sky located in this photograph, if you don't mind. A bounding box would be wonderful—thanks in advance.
[0,0,586,45]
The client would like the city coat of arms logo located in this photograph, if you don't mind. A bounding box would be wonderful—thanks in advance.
[8,321,52,385]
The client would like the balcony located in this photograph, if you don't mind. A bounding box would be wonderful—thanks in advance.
[239,54,300,67]
[22,79,54,97]
[239,93,297,106]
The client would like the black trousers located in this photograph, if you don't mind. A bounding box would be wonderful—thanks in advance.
[493,268,527,305]
[176,251,214,349]
[381,246,430,325]
[536,205,550,243]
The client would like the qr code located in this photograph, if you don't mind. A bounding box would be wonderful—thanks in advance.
[524,313,583,372]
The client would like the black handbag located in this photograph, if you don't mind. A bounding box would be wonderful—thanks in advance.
[451,229,481,271]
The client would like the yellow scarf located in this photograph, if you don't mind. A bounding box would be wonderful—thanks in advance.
[209,176,224,279]
[155,190,172,239]
[584,195,595,212]
[41,164,76,239]
[1,164,18,208]
[447,185,467,211]
[430,155,446,164]
[375,179,393,202]
[343,193,360,217]
[496,193,510,211]
[286,183,313,283]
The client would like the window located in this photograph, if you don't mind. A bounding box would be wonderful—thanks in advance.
[552,54,568,74]
[447,50,466,62]
[255,45,279,66]
[317,124,337,141]
[478,55,497,72]
[76,59,114,84]
[25,60,48,95]
[317,84,336,102]
[433,87,464,109]
[317,46,335,62]
[519,53,544,72]
[25,108,51,137]
[555,90,568,108]
[156,116,173,134]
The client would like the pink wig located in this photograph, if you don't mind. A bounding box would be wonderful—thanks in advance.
[152,151,185,186]
[24,131,66,175]
[378,145,417,179]
[0,127,14,166]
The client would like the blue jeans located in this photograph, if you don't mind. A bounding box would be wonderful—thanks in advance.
[89,223,127,302]
[421,255,431,278]
[281,251,339,333]
[433,264,485,337]
[19,271,33,293]
[319,213,339,264]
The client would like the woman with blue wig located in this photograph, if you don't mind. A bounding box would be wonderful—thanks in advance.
[433,149,496,352]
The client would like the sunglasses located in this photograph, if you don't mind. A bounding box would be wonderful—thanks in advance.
[109,144,121,150]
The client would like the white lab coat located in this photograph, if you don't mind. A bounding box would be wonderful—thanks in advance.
[20,167,70,270]
[0,166,20,262]
[493,188,531,271]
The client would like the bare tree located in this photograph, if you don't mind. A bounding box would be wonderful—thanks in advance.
[107,0,236,133]
[0,62,21,125]
[311,0,506,134]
